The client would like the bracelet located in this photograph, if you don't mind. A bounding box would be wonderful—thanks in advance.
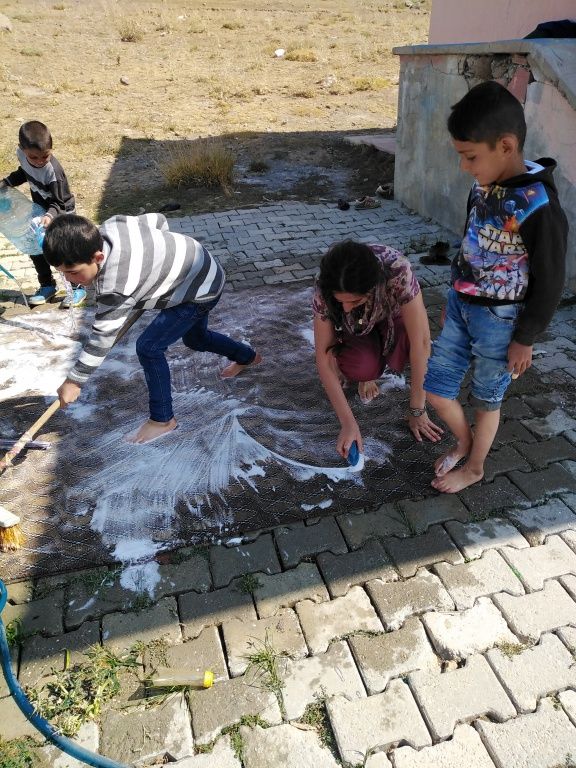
[408,406,427,418]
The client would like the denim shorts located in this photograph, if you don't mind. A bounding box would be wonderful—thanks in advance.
[424,288,522,411]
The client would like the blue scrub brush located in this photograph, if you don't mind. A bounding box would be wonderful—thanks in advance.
[347,441,364,472]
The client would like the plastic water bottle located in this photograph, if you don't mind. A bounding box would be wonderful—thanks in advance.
[0,187,46,255]
[146,668,215,689]
[30,217,46,249]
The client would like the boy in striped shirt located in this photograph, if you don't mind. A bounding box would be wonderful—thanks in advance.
[43,213,261,444]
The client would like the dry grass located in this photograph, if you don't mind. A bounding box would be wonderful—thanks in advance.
[161,140,235,191]
[292,88,316,99]
[350,76,393,92]
[0,0,430,219]
[285,48,318,63]
[117,18,143,42]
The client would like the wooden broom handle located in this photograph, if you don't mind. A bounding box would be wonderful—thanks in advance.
[1,400,61,469]
[0,309,144,471]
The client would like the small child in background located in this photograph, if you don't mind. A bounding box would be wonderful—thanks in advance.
[0,120,86,307]
[424,80,568,493]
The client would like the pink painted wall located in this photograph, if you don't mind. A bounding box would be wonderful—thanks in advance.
[429,0,576,44]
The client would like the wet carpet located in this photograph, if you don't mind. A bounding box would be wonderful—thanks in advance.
[0,283,443,581]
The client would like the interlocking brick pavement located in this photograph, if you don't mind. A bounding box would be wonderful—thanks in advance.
[2,199,576,767]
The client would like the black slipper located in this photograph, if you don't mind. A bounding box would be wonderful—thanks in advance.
[419,241,451,265]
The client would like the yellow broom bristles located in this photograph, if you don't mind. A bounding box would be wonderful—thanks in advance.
[0,524,25,552]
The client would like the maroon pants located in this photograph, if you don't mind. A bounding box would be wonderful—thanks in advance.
[336,316,410,383]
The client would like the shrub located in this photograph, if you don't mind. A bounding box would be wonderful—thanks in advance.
[162,140,235,192]
[118,19,143,43]
[350,76,392,92]
[285,49,317,62]
[292,88,315,99]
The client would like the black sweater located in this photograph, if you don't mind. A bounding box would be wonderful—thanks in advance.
[3,147,75,220]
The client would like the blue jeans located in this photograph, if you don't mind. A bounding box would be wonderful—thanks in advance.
[424,288,522,411]
[136,296,256,422]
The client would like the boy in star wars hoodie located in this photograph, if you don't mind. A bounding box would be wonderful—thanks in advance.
[423,80,568,494]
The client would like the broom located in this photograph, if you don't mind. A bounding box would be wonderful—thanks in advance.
[0,309,144,552]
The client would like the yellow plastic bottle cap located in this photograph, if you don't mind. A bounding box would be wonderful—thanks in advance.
[203,670,214,688]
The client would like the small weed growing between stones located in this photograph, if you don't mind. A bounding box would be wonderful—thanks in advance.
[194,741,215,755]
[508,564,524,582]
[5,618,34,648]
[28,645,141,736]
[300,698,339,757]
[77,566,121,594]
[221,714,270,760]
[5,618,24,648]
[237,573,262,594]
[131,592,155,612]
[496,640,530,659]
[167,544,210,564]
[552,755,576,768]
[0,737,36,768]
[551,694,563,711]
[244,631,287,703]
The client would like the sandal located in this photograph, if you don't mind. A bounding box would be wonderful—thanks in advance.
[354,196,381,210]
[419,241,451,265]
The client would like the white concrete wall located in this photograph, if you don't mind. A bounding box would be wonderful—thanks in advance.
[395,54,470,234]
[394,47,576,289]
[523,75,576,281]
[429,0,576,44]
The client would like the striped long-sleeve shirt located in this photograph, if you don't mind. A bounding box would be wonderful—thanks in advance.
[68,213,225,385]
[4,148,75,220]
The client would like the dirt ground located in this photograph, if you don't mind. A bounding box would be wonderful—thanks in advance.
[0,0,429,220]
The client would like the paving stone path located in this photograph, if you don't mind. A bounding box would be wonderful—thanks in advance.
[2,200,576,767]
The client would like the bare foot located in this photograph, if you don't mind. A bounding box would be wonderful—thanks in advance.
[220,352,262,379]
[432,464,483,493]
[358,380,380,404]
[125,417,178,444]
[434,442,471,477]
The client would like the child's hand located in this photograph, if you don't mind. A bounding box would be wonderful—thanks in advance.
[57,379,82,408]
[337,419,363,460]
[408,410,444,443]
[507,341,533,378]
[40,214,52,228]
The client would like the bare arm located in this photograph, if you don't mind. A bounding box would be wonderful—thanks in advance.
[313,314,363,458]
[400,293,443,443]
